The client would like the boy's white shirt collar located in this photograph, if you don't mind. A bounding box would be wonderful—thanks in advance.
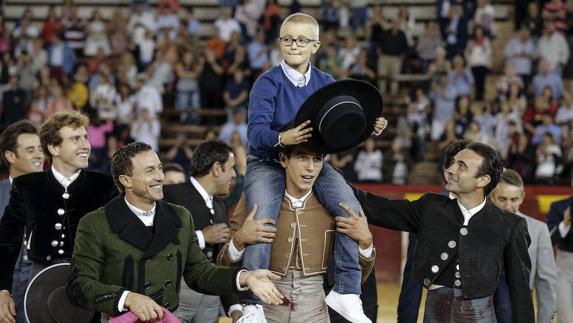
[280,60,312,87]
[284,189,313,208]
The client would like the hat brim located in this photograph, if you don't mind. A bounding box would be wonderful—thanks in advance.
[25,263,95,323]
[293,79,383,154]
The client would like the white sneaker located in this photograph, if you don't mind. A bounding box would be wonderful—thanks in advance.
[236,304,268,323]
[325,291,371,323]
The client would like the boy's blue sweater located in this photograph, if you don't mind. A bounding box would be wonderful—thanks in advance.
[247,65,335,159]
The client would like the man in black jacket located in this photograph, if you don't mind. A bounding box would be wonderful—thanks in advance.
[0,111,118,323]
[340,142,534,323]
[163,140,246,322]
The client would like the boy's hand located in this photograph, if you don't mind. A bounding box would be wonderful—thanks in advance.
[372,117,388,136]
[280,120,312,146]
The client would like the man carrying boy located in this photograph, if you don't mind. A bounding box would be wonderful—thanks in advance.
[244,12,385,323]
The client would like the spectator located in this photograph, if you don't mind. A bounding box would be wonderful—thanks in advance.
[532,60,565,100]
[219,108,248,145]
[496,99,523,156]
[472,102,496,141]
[28,85,49,125]
[16,51,36,98]
[130,108,160,151]
[163,162,187,185]
[12,12,40,57]
[521,2,542,38]
[349,0,368,34]
[535,133,562,184]
[0,16,8,56]
[1,76,27,127]
[428,47,451,86]
[127,2,157,47]
[86,116,113,171]
[165,134,193,175]
[430,73,457,140]
[42,6,61,45]
[262,0,281,43]
[44,83,73,117]
[448,55,474,98]
[67,64,89,111]
[247,30,271,79]
[87,47,112,76]
[107,8,129,56]
[175,51,201,124]
[146,48,175,94]
[134,74,162,119]
[235,0,264,39]
[465,25,492,101]
[398,5,417,46]
[227,46,251,78]
[137,30,155,71]
[407,88,430,161]
[507,132,536,182]
[345,48,376,84]
[507,83,527,115]
[215,7,241,42]
[556,91,573,125]
[47,33,76,83]
[390,137,408,184]
[339,36,361,70]
[61,6,87,56]
[84,9,111,56]
[116,52,137,87]
[30,37,47,73]
[156,2,180,40]
[537,21,569,74]
[453,95,473,138]
[378,19,409,95]
[321,0,341,31]
[444,5,468,59]
[543,0,567,33]
[90,73,118,121]
[330,149,357,182]
[354,137,383,182]
[473,0,496,37]
[504,28,535,91]
[496,63,524,100]
[320,44,344,79]
[205,26,227,59]
[365,4,388,54]
[185,7,203,37]
[223,69,249,119]
[524,95,558,135]
[115,82,135,128]
[464,121,489,144]
[199,48,225,109]
[416,21,442,73]
[532,114,562,146]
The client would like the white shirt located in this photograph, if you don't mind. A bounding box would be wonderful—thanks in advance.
[190,177,214,250]
[228,190,373,261]
[559,221,571,238]
[51,166,80,189]
[280,60,312,87]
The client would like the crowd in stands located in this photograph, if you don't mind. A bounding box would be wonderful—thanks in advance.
[0,0,572,185]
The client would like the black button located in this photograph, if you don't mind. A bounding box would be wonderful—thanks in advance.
[163,302,170,308]
[144,281,152,290]
[164,280,172,287]
[167,254,174,261]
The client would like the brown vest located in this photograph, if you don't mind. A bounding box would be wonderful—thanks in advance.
[269,193,335,277]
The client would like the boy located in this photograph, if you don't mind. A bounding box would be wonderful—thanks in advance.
[244,13,385,323]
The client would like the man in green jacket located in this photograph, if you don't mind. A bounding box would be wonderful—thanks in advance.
[67,142,284,322]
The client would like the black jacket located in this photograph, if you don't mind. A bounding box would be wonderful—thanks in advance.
[355,191,534,323]
[162,181,239,314]
[0,170,117,291]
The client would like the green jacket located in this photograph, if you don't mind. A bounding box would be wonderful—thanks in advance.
[67,196,239,316]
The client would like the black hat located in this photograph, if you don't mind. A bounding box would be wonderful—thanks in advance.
[293,79,383,154]
[25,263,95,323]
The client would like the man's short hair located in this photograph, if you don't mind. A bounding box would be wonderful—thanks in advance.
[163,162,185,175]
[499,169,524,189]
[0,120,39,167]
[278,143,323,159]
[280,13,320,39]
[111,142,152,192]
[189,140,233,178]
[466,142,504,196]
[39,111,89,162]
[443,140,472,170]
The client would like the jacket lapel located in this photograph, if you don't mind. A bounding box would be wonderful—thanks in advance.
[105,195,154,251]
[143,201,182,258]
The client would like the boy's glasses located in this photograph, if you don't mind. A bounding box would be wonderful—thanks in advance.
[279,37,317,48]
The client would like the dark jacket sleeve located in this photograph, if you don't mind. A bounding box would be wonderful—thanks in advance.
[353,186,425,233]
[546,200,568,245]
[220,293,241,316]
[0,182,27,291]
[504,217,535,323]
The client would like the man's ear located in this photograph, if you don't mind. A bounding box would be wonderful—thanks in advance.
[119,175,132,191]
[477,174,491,190]
[279,152,288,169]
[211,161,222,177]
[47,144,60,158]
[4,151,16,164]
[311,41,321,54]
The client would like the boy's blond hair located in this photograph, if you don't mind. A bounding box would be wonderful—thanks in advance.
[280,13,320,40]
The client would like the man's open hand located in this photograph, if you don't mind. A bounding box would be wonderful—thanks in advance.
[203,223,231,244]
[240,270,283,305]
[124,292,164,322]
